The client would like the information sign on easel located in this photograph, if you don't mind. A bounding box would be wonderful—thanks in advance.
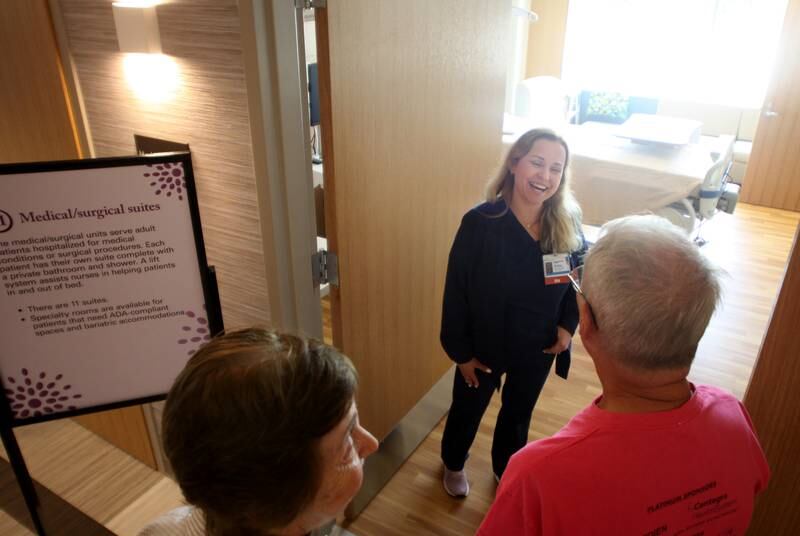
[0,152,223,535]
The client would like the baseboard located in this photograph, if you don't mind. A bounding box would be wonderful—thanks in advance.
[344,366,455,518]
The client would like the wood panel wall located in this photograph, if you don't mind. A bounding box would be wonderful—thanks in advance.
[0,0,80,163]
[74,407,156,469]
[525,0,570,79]
[744,223,800,533]
[740,0,800,210]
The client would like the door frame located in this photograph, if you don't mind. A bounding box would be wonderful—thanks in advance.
[239,0,323,336]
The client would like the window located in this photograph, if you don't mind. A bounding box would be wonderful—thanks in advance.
[561,0,788,108]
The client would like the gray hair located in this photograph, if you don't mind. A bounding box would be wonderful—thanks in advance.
[582,215,722,370]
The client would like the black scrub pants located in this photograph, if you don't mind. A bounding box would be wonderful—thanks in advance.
[441,351,555,478]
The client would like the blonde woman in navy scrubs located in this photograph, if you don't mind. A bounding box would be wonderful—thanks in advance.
[440,128,586,497]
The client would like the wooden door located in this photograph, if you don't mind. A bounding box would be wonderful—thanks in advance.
[740,0,800,209]
[318,1,509,440]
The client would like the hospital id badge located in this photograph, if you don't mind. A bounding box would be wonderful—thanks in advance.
[543,253,571,285]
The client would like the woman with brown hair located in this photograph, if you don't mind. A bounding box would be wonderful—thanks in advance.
[440,128,586,497]
[139,327,378,536]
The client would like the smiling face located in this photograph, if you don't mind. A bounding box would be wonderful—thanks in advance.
[509,138,567,208]
[293,400,378,532]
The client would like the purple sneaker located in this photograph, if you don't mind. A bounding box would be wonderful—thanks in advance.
[443,466,470,497]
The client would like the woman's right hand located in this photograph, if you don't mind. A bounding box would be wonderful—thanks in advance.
[458,358,492,388]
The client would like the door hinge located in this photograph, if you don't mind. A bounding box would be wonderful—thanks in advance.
[295,0,326,9]
[312,249,339,287]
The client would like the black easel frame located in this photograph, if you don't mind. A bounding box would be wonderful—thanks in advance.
[0,152,224,535]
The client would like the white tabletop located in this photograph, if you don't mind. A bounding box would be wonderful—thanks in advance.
[615,113,703,146]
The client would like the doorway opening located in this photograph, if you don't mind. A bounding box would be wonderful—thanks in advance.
[300,8,333,345]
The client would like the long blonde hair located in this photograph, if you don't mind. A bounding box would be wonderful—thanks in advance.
[485,128,582,253]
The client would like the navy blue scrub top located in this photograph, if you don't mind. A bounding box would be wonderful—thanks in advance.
[503,211,573,359]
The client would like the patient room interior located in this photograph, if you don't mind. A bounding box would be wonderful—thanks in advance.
[1,0,799,534]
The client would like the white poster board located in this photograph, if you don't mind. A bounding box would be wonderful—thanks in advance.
[0,153,220,425]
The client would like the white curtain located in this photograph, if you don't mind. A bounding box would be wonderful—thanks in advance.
[561,0,788,108]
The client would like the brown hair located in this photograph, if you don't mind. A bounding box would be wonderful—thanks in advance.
[162,327,358,535]
[485,128,583,253]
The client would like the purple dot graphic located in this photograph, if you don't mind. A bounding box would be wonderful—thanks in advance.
[3,369,83,420]
[177,306,212,357]
[146,162,186,202]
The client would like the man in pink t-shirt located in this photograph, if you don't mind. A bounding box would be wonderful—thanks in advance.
[478,215,769,536]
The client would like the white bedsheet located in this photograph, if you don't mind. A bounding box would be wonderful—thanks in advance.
[502,119,715,225]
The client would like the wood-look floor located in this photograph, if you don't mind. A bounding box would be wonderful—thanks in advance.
[343,203,800,536]
[1,203,798,535]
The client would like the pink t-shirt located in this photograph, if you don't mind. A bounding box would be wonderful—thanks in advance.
[477,385,769,536]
